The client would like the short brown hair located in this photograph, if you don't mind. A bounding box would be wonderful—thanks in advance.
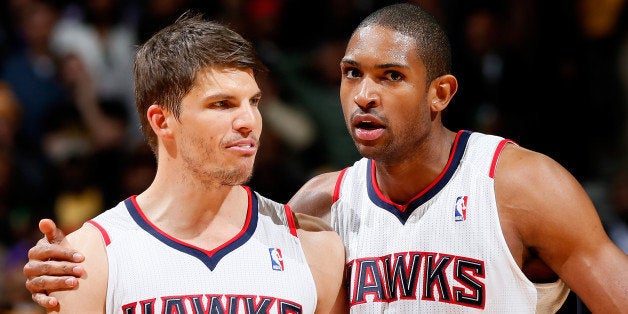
[133,12,267,153]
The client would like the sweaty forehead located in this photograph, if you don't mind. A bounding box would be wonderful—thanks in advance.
[344,25,418,65]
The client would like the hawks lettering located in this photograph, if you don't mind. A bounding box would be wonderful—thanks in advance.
[349,252,486,309]
[119,294,302,314]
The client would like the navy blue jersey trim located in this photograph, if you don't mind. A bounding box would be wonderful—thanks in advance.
[124,190,258,270]
[366,130,471,224]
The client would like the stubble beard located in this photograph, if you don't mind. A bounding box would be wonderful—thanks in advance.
[182,148,255,188]
[196,156,255,187]
[354,125,424,165]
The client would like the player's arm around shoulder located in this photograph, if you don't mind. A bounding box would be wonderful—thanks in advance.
[297,226,348,314]
[47,223,108,314]
[288,171,342,224]
[495,143,628,313]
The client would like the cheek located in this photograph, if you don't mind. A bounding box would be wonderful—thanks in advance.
[339,87,355,117]
[255,112,263,136]
[340,82,352,104]
[393,101,427,129]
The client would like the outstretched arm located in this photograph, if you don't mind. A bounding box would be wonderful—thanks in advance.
[23,219,86,308]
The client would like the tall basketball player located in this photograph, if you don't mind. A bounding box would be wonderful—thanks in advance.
[25,12,347,314]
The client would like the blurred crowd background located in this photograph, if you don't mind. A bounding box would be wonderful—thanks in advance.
[0,0,626,312]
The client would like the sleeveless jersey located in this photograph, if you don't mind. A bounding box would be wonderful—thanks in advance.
[87,186,317,314]
[331,130,570,313]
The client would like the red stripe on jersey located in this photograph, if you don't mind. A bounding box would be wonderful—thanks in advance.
[490,139,516,178]
[333,168,349,203]
[284,204,298,237]
[87,220,111,246]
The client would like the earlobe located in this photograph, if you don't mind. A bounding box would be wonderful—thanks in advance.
[147,104,172,138]
[429,74,458,111]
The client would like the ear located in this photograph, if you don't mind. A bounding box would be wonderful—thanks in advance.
[428,74,458,112]
[147,104,173,140]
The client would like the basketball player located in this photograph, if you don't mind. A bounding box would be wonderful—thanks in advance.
[26,13,346,313]
[24,3,628,313]
[285,3,627,312]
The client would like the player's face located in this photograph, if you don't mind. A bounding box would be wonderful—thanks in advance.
[174,67,262,186]
[340,25,433,163]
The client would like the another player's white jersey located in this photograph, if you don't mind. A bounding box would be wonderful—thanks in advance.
[332,130,570,313]
[88,186,317,314]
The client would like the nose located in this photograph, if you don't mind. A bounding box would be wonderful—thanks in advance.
[353,78,380,110]
[233,103,259,135]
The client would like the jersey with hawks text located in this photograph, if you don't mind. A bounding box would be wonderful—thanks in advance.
[331,130,569,313]
[87,186,317,314]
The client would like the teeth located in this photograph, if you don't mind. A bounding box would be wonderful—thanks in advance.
[237,144,252,148]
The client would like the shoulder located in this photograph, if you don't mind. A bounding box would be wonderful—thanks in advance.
[494,143,590,225]
[300,171,344,194]
[495,143,581,201]
[50,224,108,312]
[494,143,602,263]
[288,171,343,219]
[495,144,628,312]
[297,227,346,313]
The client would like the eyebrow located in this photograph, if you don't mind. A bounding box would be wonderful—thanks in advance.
[340,58,410,70]
[199,90,262,103]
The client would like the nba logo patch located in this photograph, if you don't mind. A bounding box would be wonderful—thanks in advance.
[269,248,284,271]
[454,196,468,221]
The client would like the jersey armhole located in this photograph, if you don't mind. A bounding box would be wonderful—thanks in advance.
[86,220,111,246]
[332,167,349,203]
[489,139,518,178]
[283,204,298,237]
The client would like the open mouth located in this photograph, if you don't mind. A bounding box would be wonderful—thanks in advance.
[353,114,385,141]
[353,114,384,130]
[357,120,378,129]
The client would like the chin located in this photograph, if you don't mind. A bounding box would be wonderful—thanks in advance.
[215,166,254,186]
[356,143,378,157]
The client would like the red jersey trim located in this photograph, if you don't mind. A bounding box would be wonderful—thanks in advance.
[332,168,349,203]
[87,220,111,246]
[490,139,517,178]
[284,204,298,237]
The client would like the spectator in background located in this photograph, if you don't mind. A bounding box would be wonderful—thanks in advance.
[50,0,140,147]
[0,81,47,314]
[274,37,361,173]
[447,4,507,135]
[132,0,195,43]
[247,72,318,203]
[56,53,129,208]
[0,82,27,249]
[0,0,66,152]
[118,143,155,198]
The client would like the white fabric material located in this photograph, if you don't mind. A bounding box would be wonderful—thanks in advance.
[90,188,317,313]
[332,131,569,313]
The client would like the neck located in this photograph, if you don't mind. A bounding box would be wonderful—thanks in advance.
[375,128,457,204]
[134,164,250,244]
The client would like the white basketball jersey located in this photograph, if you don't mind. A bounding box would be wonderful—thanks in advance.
[331,130,569,313]
[87,186,317,314]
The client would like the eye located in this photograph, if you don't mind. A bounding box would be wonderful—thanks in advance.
[250,97,261,107]
[385,71,403,81]
[212,100,227,108]
[342,67,361,79]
